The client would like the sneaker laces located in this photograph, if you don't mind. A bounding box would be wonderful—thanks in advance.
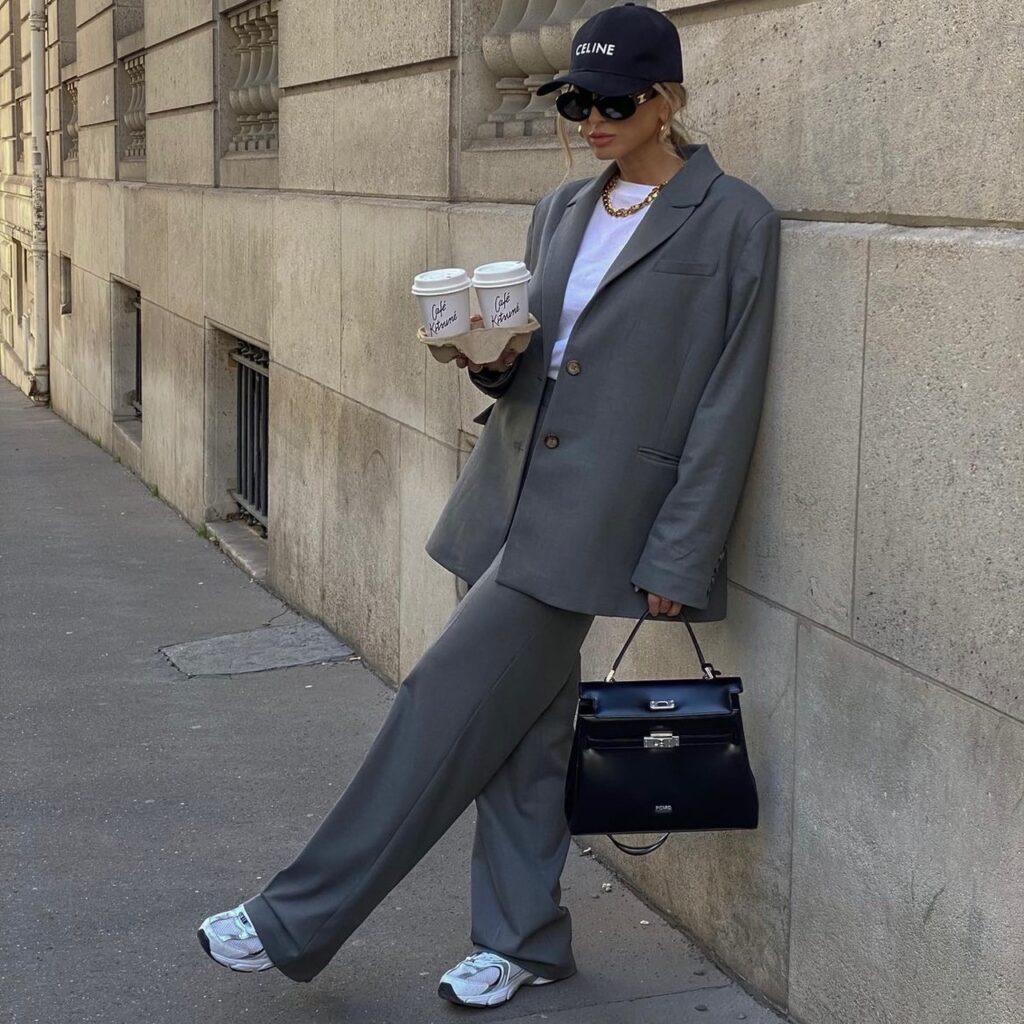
[453,950,510,991]
[211,907,263,955]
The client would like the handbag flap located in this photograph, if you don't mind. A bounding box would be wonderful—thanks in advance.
[578,676,742,718]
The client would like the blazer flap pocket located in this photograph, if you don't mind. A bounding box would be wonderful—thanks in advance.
[472,402,495,426]
[653,257,719,276]
[636,445,681,466]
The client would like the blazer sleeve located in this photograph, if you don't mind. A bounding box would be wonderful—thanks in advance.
[467,199,543,399]
[630,208,782,609]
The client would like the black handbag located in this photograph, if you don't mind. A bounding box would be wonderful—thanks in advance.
[563,607,759,856]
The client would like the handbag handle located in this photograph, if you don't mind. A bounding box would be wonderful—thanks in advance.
[607,832,671,856]
[603,608,721,683]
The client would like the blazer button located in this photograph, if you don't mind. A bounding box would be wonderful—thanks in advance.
[544,433,559,449]
[566,359,581,375]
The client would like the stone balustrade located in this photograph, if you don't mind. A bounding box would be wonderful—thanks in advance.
[478,0,630,138]
[64,79,78,162]
[225,0,280,154]
[13,95,24,167]
[122,54,146,161]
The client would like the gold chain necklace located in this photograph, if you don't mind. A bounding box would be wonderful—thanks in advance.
[601,170,670,218]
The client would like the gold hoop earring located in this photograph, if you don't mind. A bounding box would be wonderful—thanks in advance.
[577,124,584,135]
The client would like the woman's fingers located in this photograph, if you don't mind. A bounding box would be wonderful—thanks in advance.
[451,339,516,373]
[489,346,517,371]
[453,354,492,372]
[646,592,683,617]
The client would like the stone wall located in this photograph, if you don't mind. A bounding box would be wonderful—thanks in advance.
[1,2,1021,1021]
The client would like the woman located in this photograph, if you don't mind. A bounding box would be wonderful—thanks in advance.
[197,2,781,1010]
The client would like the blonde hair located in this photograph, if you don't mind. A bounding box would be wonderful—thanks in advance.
[554,82,691,187]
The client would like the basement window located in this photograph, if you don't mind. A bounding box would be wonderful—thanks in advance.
[59,254,72,314]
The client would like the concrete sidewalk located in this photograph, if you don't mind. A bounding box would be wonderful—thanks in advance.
[1,378,788,1024]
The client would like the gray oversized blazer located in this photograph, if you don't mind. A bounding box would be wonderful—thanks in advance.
[425,141,781,622]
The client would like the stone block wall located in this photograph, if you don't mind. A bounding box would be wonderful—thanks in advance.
[1,2,1021,1021]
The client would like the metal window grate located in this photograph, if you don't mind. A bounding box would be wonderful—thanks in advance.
[129,295,142,417]
[229,340,269,528]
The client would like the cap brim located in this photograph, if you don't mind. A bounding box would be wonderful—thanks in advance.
[536,69,657,97]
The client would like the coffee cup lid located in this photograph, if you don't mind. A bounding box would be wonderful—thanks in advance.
[412,267,473,296]
[471,260,532,288]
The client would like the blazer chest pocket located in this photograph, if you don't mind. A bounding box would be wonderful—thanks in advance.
[652,257,718,276]
[636,445,680,467]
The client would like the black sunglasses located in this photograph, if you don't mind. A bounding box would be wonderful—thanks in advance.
[554,85,658,122]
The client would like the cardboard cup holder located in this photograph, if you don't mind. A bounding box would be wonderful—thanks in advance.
[417,313,541,366]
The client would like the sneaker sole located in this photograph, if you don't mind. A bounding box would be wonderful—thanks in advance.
[437,972,558,1007]
[196,926,274,973]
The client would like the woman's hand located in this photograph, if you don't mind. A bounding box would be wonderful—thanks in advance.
[644,591,683,618]
[453,314,522,373]
[454,347,520,373]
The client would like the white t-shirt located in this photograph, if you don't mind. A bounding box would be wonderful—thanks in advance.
[547,177,656,379]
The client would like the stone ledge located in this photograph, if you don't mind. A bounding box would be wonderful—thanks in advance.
[219,152,279,190]
[205,518,268,581]
[115,27,145,60]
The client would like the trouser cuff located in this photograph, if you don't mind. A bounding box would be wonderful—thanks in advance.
[481,945,578,982]
[243,893,314,983]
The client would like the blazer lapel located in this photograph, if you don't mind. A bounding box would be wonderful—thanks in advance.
[540,142,725,369]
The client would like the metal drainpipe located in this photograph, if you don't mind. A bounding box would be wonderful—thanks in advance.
[27,0,49,402]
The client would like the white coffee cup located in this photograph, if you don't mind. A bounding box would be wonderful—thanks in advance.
[412,268,473,338]
[471,260,532,330]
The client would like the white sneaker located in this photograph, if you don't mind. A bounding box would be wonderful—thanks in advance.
[197,903,274,972]
[438,949,557,1007]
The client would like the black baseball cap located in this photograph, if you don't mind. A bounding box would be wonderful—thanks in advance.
[536,2,683,98]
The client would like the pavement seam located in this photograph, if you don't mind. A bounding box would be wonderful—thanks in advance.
[496,980,737,1022]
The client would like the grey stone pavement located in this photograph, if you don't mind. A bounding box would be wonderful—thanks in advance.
[1,378,790,1024]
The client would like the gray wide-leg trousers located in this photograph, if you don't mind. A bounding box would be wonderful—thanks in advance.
[244,377,596,984]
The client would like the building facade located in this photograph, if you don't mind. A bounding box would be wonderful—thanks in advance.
[1,2,1021,1021]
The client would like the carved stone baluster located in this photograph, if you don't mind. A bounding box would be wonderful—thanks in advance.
[134,57,147,158]
[509,0,559,134]
[226,12,251,151]
[241,12,266,151]
[226,14,243,149]
[243,6,266,149]
[245,6,270,150]
[17,98,27,166]
[260,2,280,151]
[538,0,587,130]
[228,12,259,151]
[570,0,621,35]
[122,59,138,157]
[252,2,279,151]
[123,55,146,160]
[65,79,78,161]
[477,0,531,139]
